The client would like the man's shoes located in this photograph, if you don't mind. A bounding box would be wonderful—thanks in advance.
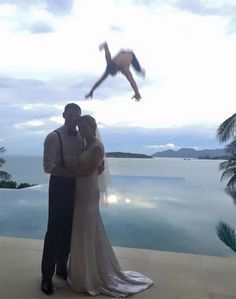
[56,268,68,280]
[41,277,54,295]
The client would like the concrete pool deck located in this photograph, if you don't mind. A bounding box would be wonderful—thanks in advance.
[0,236,236,299]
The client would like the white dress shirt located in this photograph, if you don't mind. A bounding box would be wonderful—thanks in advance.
[43,125,83,174]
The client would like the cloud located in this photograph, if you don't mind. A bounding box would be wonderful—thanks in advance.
[145,143,179,151]
[0,0,74,16]
[2,123,222,155]
[14,120,45,129]
[0,0,235,155]
[0,76,92,105]
[174,0,236,16]
[174,0,236,33]
[99,125,221,155]
[134,0,236,33]
[110,25,123,32]
[28,22,54,34]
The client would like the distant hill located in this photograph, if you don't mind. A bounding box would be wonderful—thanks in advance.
[106,152,152,158]
[152,148,229,159]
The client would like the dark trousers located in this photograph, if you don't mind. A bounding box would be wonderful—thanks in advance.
[41,175,75,279]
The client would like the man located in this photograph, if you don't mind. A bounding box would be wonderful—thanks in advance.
[85,42,145,101]
[41,103,85,295]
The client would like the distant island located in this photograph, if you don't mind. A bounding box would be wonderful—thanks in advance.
[106,152,152,158]
[104,148,229,159]
[152,148,229,159]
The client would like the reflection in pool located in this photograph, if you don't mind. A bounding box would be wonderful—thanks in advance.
[1,172,235,257]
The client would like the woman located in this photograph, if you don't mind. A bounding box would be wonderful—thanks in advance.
[68,115,153,297]
[85,42,145,101]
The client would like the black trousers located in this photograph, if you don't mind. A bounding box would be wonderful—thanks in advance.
[41,175,76,279]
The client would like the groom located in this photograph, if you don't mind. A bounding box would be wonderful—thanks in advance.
[41,103,84,295]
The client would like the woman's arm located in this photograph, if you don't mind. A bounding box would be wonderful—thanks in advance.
[83,146,104,173]
[67,146,103,177]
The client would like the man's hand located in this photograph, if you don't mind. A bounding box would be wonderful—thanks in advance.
[131,93,141,102]
[85,91,93,99]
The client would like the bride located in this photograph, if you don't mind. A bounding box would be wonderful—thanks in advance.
[68,115,153,297]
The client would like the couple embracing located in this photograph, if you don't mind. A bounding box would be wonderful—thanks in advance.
[41,103,153,297]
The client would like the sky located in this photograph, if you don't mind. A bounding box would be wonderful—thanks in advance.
[0,0,235,155]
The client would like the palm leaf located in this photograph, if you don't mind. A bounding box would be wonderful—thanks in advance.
[217,113,236,143]
[221,168,236,181]
[219,159,236,171]
[225,187,236,205]
[225,138,236,154]
[216,221,236,252]
[226,175,236,188]
[0,147,6,153]
[0,171,11,180]
[0,157,6,168]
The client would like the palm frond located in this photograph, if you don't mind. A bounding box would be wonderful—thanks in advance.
[0,157,6,168]
[225,138,236,154]
[225,186,236,205]
[221,168,236,181]
[226,175,236,188]
[219,159,236,171]
[219,160,230,170]
[0,171,11,180]
[0,147,6,153]
[216,221,236,252]
[217,113,236,143]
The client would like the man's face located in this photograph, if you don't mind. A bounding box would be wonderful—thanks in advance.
[63,109,81,128]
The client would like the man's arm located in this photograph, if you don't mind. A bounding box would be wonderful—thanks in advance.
[43,133,89,178]
[51,165,89,177]
[85,71,109,99]
[121,68,141,101]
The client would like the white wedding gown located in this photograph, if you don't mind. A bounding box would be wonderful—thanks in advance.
[69,140,153,297]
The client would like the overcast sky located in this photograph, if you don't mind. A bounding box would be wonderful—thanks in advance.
[0,0,235,155]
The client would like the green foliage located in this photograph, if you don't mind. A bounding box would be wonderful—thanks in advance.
[225,137,236,155]
[0,147,12,180]
[0,147,36,189]
[0,180,37,189]
[216,221,236,252]
[219,156,236,188]
[225,186,236,205]
[216,113,236,253]
[217,113,236,143]
[0,180,17,188]
[0,170,11,180]
[17,182,37,189]
[217,113,236,188]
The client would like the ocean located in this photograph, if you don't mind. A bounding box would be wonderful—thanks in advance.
[0,156,235,257]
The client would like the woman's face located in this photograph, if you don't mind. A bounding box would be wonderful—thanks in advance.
[78,120,94,139]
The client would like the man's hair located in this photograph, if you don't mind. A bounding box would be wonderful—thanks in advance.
[64,103,81,113]
[106,61,118,75]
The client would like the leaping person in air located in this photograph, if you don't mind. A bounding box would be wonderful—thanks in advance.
[85,42,145,101]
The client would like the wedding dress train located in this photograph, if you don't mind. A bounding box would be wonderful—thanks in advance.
[69,140,153,297]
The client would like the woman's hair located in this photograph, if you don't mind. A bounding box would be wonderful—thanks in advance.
[106,61,118,76]
[79,115,97,132]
